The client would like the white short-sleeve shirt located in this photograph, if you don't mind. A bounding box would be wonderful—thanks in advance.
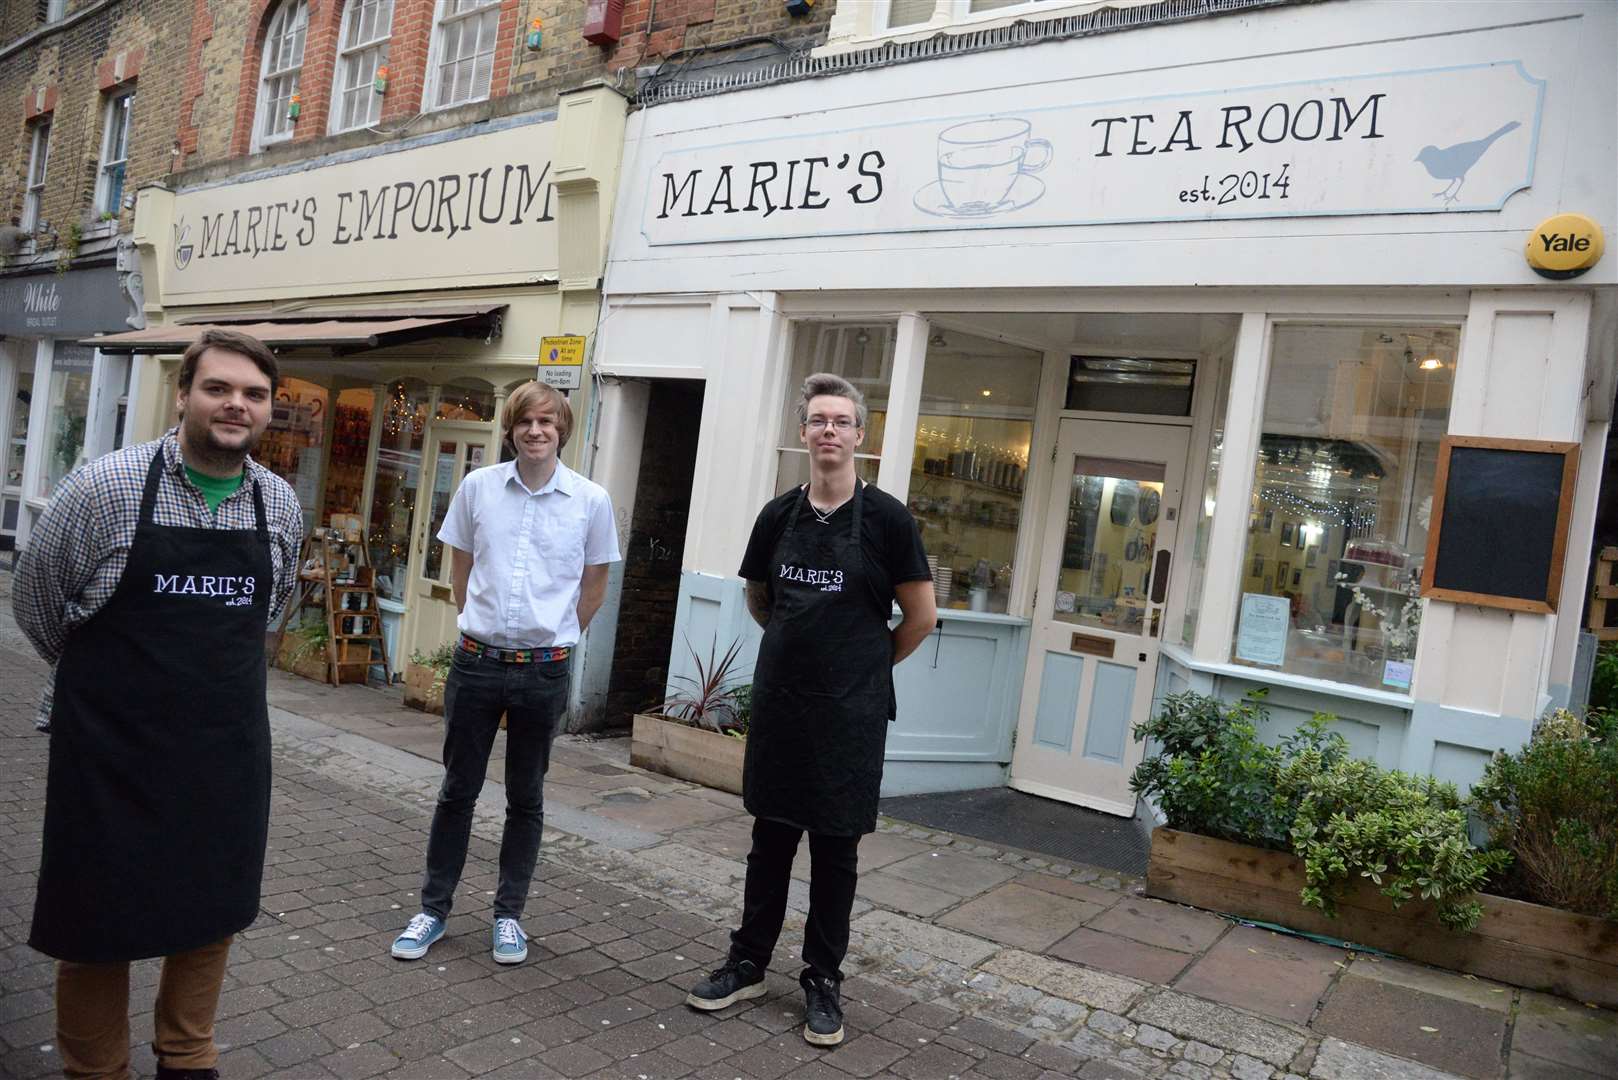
[437,459,621,648]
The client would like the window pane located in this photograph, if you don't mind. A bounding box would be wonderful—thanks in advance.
[100,162,125,215]
[888,0,937,28]
[970,0,1030,10]
[435,380,495,421]
[29,122,50,185]
[780,323,893,460]
[368,379,430,600]
[1230,324,1456,690]
[1066,355,1196,416]
[909,329,1041,614]
[8,368,33,490]
[323,386,375,519]
[1180,354,1231,646]
[258,378,329,531]
[1050,458,1165,634]
[40,347,94,497]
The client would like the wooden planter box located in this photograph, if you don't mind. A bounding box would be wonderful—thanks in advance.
[630,713,745,795]
[274,634,332,683]
[402,661,446,716]
[1146,827,1618,1008]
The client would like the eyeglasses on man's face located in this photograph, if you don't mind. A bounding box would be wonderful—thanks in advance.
[805,417,859,432]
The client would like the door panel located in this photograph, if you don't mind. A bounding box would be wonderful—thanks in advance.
[1009,419,1189,815]
[403,420,496,663]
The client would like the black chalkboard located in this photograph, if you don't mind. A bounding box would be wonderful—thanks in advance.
[1421,437,1579,613]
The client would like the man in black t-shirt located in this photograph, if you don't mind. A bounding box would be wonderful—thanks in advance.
[685,373,935,1049]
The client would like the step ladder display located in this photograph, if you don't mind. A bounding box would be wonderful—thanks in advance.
[275,527,392,686]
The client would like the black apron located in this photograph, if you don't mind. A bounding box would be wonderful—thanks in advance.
[744,481,894,837]
[30,449,275,963]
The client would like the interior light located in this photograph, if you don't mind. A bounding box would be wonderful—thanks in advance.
[854,327,871,346]
[1419,356,1443,371]
[981,389,992,397]
[929,331,948,348]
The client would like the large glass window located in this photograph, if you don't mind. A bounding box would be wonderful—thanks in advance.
[258,377,329,530]
[1180,361,1230,646]
[255,0,308,150]
[427,0,500,111]
[368,379,429,601]
[908,329,1040,614]
[1231,324,1456,691]
[435,378,495,421]
[39,346,93,497]
[331,0,394,133]
[322,386,376,518]
[776,323,889,496]
[7,365,31,492]
[95,91,134,217]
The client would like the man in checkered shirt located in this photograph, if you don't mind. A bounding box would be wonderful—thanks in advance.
[12,327,302,1080]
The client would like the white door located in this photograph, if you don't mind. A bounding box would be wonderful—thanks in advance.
[1009,419,1190,815]
[403,420,497,661]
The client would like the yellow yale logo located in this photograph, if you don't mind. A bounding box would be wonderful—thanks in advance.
[1525,213,1604,280]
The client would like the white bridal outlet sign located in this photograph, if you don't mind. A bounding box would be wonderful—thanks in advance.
[641,61,1544,246]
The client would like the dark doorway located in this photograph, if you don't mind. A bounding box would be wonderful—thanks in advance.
[604,380,704,730]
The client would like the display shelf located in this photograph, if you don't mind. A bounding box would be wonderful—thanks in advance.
[909,471,1025,500]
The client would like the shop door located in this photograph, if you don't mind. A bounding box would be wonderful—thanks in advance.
[1009,419,1188,816]
[403,420,497,663]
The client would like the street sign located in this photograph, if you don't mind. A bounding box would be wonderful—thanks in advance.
[537,334,586,389]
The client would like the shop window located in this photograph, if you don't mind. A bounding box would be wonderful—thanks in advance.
[435,378,495,421]
[368,379,430,601]
[1180,359,1230,646]
[909,329,1041,614]
[1231,324,1456,692]
[7,365,31,493]
[331,0,394,134]
[322,386,375,519]
[94,90,134,217]
[1066,355,1196,416]
[259,378,329,531]
[1052,459,1164,634]
[426,0,500,111]
[775,323,890,496]
[21,119,50,236]
[39,346,93,498]
[253,0,308,151]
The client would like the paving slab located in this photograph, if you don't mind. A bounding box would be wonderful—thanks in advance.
[881,848,1021,897]
[850,909,1001,968]
[939,881,1106,951]
[1508,991,1618,1077]
[1310,1036,1466,1080]
[1345,955,1512,1011]
[855,868,962,917]
[1015,872,1124,908]
[591,791,738,832]
[1049,927,1195,985]
[1173,924,1342,1024]
[1507,1048,1610,1079]
[1313,973,1506,1080]
[1129,990,1307,1066]
[1085,897,1229,953]
[981,948,1147,1012]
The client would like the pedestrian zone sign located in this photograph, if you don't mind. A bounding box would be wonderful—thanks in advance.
[537,335,586,389]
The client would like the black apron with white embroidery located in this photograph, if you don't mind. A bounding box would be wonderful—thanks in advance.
[744,481,894,837]
[30,449,275,963]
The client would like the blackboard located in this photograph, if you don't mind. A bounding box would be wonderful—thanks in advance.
[1421,436,1579,613]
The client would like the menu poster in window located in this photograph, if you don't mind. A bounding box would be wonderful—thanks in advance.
[1235,593,1290,666]
[1420,436,1578,614]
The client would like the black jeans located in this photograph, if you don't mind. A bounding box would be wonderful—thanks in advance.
[729,817,860,982]
[420,646,569,921]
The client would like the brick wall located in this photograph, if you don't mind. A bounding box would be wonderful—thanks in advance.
[604,380,705,731]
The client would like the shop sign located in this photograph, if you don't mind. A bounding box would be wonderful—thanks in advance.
[167,120,560,302]
[536,334,586,389]
[642,61,1544,246]
[1524,213,1604,280]
[0,267,128,337]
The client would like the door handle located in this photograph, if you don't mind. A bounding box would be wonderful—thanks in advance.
[1150,549,1171,604]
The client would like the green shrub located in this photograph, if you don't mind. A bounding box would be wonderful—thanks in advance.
[1471,709,1618,919]
[1279,755,1509,931]
[1589,643,1618,714]
[1130,691,1346,850]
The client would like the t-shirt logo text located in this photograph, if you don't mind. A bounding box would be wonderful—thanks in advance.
[154,573,258,606]
[779,563,843,592]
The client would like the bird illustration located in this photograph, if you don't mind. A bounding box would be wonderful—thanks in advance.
[1414,121,1521,205]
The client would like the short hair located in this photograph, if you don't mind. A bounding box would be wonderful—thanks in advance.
[796,372,867,429]
[178,327,280,393]
[502,381,574,450]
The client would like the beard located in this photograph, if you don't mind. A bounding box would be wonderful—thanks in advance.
[180,409,264,468]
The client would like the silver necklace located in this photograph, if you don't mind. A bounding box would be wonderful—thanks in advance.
[809,497,846,525]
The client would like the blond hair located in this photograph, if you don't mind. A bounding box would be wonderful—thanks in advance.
[501,381,573,450]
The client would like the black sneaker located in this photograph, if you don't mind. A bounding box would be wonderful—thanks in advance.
[686,958,767,1010]
[801,973,844,1047]
[155,1068,219,1080]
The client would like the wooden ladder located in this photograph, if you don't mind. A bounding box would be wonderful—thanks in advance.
[1589,546,1618,642]
[275,529,392,685]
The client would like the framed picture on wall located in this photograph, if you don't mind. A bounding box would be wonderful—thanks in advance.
[1251,553,1265,576]
[1263,510,1275,532]
[1292,569,1303,587]
[1281,522,1295,546]
[1306,547,1319,568]
[1276,561,1290,589]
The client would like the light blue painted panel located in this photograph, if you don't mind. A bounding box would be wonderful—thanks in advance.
[1083,661,1137,764]
[1219,677,1408,771]
[1033,651,1084,751]
[889,632,997,751]
[1430,741,1495,797]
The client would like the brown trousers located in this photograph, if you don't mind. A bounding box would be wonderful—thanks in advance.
[54,936,232,1080]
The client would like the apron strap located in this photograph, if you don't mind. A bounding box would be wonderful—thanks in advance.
[138,445,167,526]
[783,479,864,544]
[249,477,268,540]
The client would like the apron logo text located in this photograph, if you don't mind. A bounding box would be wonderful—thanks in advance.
[779,563,844,592]
[154,573,259,600]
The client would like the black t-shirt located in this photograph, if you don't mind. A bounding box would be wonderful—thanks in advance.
[740,483,932,608]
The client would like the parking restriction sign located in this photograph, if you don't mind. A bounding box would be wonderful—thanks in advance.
[537,335,586,389]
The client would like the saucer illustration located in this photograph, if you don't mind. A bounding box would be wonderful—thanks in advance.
[914,174,1045,218]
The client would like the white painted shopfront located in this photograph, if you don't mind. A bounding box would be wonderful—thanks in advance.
[94,87,628,715]
[592,0,1617,815]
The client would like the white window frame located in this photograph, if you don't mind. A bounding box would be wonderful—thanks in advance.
[93,90,134,218]
[329,0,396,135]
[827,0,1114,54]
[422,0,502,113]
[21,119,50,235]
[253,0,308,152]
[45,0,68,23]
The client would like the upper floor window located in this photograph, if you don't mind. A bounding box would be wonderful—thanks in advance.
[254,0,308,150]
[22,120,51,234]
[331,0,395,133]
[43,0,68,24]
[426,0,500,111]
[95,91,133,218]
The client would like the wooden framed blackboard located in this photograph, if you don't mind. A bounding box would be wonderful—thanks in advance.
[1420,436,1580,613]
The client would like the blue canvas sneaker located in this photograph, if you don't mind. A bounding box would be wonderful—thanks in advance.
[493,917,528,964]
[391,913,445,960]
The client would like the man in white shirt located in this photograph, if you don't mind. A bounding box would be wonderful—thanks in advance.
[391,380,620,965]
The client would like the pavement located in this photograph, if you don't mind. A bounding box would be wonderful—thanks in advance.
[1,574,1615,1079]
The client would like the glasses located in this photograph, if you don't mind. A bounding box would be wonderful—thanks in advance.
[805,417,858,432]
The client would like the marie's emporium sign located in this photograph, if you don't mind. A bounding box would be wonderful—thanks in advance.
[168,122,560,301]
[642,62,1544,246]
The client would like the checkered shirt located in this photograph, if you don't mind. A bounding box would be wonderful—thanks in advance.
[12,429,304,729]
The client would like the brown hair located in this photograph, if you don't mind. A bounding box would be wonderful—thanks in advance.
[178,327,280,392]
[796,371,867,428]
[502,381,573,451]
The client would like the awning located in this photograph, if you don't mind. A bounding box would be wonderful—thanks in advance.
[81,303,506,354]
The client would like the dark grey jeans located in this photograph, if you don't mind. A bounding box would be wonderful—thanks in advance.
[419,645,569,921]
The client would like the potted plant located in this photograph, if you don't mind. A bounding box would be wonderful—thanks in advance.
[275,619,332,682]
[630,636,750,795]
[403,643,452,715]
[1133,692,1618,1007]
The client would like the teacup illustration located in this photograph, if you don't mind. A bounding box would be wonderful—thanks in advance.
[936,118,1053,214]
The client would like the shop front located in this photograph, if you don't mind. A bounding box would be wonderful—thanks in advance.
[1,263,141,553]
[92,87,627,692]
[592,0,1616,814]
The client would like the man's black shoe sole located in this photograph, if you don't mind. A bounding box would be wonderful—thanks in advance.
[685,981,767,1010]
[804,1022,844,1047]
